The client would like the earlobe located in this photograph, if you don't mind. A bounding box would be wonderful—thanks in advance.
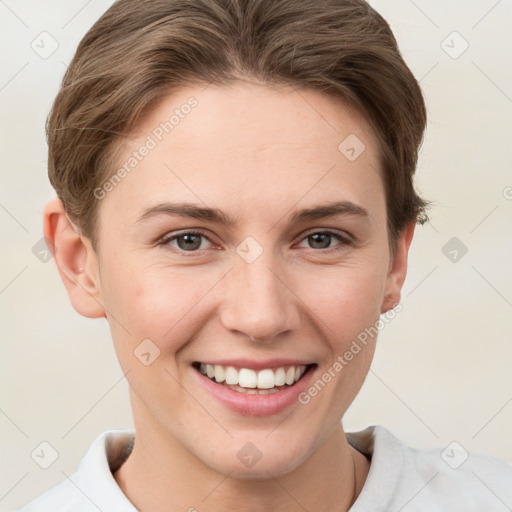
[380,222,416,314]
[43,197,106,319]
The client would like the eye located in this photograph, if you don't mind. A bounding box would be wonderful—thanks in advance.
[297,230,352,251]
[157,229,352,255]
[159,230,213,252]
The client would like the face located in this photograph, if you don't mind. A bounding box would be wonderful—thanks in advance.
[72,81,410,477]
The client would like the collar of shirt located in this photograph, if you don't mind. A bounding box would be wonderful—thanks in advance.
[17,424,512,511]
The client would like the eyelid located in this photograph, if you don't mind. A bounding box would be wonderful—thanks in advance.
[295,229,354,253]
[157,227,353,255]
[158,228,215,247]
[298,227,353,242]
[157,227,351,241]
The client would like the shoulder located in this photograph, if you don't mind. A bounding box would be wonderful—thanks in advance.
[348,424,512,511]
[14,479,87,512]
[401,437,512,510]
[14,430,137,512]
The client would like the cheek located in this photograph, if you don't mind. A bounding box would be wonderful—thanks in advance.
[101,262,220,355]
[294,260,385,406]
[298,259,387,337]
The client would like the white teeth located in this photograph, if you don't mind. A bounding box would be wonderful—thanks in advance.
[214,365,225,383]
[223,383,282,395]
[257,369,275,389]
[238,368,257,388]
[198,363,309,390]
[295,366,305,382]
[274,367,286,386]
[285,367,295,385]
[225,366,238,385]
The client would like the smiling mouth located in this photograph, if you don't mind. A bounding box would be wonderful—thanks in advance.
[192,362,316,395]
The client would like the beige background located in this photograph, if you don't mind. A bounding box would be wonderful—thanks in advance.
[1,0,511,509]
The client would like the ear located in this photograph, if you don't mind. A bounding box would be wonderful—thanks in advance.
[43,197,106,318]
[380,222,415,314]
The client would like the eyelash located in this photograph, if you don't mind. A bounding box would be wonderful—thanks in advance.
[157,229,353,255]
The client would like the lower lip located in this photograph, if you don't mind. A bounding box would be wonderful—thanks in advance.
[193,365,317,417]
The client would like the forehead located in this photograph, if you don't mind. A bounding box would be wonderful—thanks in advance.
[131,80,380,158]
[102,81,384,225]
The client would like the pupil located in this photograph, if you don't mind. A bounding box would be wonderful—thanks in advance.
[310,233,330,249]
[179,234,201,251]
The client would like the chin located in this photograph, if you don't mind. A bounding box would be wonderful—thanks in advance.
[201,439,312,480]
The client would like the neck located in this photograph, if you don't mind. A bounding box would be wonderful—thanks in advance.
[114,405,370,512]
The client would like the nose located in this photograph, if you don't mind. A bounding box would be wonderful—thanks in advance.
[219,251,300,342]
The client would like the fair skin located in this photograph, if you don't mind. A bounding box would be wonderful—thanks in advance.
[44,81,414,512]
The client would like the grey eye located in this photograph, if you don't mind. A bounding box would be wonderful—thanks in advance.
[162,231,213,252]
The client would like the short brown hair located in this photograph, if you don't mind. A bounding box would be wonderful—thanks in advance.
[47,0,429,253]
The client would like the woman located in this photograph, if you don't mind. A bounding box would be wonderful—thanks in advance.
[17,0,512,510]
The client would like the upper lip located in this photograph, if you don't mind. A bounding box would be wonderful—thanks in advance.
[193,359,316,371]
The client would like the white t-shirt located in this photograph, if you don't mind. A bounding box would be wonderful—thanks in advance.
[15,425,512,511]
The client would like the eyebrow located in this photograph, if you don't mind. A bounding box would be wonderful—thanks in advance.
[136,200,369,226]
